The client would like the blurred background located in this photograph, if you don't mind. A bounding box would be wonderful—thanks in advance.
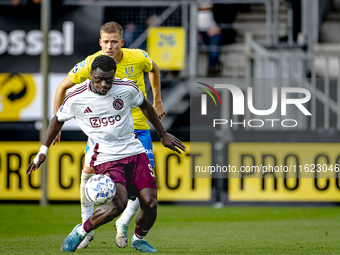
[1,0,340,206]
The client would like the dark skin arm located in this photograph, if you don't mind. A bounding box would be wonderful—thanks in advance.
[139,97,186,154]
[26,116,64,174]
[52,76,76,145]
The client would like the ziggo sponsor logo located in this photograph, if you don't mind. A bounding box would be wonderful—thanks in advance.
[90,115,121,128]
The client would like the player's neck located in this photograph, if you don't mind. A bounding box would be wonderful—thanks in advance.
[89,81,94,93]
[89,81,98,95]
[114,50,123,64]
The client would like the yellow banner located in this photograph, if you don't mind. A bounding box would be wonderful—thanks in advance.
[47,142,85,200]
[0,142,41,199]
[228,143,340,201]
[0,142,211,201]
[147,27,185,70]
[154,142,211,201]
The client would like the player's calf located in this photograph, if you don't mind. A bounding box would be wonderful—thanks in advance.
[136,188,158,230]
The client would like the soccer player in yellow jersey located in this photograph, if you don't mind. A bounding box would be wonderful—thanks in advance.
[52,22,165,250]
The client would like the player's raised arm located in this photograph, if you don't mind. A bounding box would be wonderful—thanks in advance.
[149,61,165,119]
[53,76,76,115]
[139,97,186,154]
[52,76,76,144]
[26,116,65,174]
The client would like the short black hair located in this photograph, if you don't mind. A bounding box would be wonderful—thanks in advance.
[91,55,117,73]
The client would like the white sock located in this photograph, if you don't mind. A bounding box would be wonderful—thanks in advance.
[80,171,95,224]
[132,233,145,242]
[120,198,140,226]
[77,225,87,237]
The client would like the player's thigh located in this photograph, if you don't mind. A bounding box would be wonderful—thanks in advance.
[92,183,128,223]
[110,182,128,210]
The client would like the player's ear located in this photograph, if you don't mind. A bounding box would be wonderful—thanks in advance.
[99,38,102,47]
[121,38,125,47]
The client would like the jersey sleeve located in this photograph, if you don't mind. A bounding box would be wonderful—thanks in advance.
[68,57,91,84]
[56,94,76,122]
[129,82,145,108]
[68,51,102,84]
[140,50,153,73]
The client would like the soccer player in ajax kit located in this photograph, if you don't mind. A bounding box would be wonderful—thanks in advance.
[27,55,186,252]
[52,22,165,249]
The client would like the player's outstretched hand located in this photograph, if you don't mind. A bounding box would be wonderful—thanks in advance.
[161,133,186,154]
[26,154,46,174]
[52,131,61,145]
[154,102,166,119]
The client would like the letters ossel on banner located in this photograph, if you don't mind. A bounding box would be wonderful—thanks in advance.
[0,142,212,202]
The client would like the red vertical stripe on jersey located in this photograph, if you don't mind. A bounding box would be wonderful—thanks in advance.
[90,143,99,167]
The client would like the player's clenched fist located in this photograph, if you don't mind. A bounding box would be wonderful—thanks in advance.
[26,145,48,174]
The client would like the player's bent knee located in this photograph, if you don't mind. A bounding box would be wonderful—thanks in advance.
[139,188,158,213]
[112,197,127,214]
[142,196,158,214]
[149,198,158,212]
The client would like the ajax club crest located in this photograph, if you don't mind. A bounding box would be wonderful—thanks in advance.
[113,99,124,110]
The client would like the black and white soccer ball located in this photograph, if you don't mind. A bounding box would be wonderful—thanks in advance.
[85,174,116,205]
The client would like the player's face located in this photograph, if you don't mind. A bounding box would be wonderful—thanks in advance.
[90,68,114,95]
[99,33,124,58]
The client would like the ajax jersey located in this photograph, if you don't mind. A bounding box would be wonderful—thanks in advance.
[56,78,145,167]
[68,48,153,130]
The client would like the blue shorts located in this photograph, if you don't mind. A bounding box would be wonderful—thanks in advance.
[85,129,155,167]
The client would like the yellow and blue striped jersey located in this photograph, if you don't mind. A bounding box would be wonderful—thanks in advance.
[68,48,153,130]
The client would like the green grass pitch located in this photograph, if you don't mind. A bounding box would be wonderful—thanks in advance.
[0,204,339,254]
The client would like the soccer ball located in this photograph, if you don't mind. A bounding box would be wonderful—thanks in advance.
[85,174,116,205]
